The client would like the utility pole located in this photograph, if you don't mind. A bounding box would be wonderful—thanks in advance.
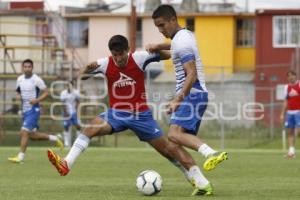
[130,0,137,52]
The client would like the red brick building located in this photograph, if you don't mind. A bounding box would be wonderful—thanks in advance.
[255,9,300,126]
[10,1,44,10]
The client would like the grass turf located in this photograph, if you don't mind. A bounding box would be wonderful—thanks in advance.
[1,147,300,200]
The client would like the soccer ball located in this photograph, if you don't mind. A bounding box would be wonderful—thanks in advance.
[136,170,162,196]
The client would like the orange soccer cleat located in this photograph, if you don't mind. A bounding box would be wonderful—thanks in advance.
[47,149,69,176]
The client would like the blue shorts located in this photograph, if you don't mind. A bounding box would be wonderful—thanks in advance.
[63,112,80,128]
[22,106,40,132]
[170,92,208,135]
[98,109,163,141]
[285,112,300,128]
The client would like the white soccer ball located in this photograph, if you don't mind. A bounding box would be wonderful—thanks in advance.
[136,170,162,196]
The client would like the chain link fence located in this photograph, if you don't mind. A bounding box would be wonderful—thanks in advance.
[0,64,293,149]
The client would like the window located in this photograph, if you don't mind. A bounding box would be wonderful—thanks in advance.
[186,18,195,32]
[67,19,88,48]
[236,19,255,47]
[136,18,142,48]
[273,16,300,47]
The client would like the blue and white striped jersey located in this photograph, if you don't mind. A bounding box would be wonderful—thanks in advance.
[16,74,47,112]
[171,29,207,94]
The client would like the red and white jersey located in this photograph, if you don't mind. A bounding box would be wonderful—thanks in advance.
[94,51,160,112]
[284,80,300,111]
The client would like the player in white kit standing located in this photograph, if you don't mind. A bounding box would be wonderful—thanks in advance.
[60,81,81,147]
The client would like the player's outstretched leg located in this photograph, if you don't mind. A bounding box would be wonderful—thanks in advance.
[47,117,111,176]
[148,137,213,196]
[203,151,228,171]
[168,125,229,171]
[47,149,69,176]
[29,132,64,152]
[47,133,90,176]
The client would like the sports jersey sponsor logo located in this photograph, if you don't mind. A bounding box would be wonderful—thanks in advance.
[289,88,299,97]
[113,72,136,88]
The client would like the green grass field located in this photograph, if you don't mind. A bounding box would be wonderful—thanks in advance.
[1,147,300,200]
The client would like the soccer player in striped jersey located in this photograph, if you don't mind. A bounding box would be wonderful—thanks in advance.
[148,5,228,195]
[47,35,211,196]
[280,70,300,158]
[8,59,63,163]
[60,81,81,147]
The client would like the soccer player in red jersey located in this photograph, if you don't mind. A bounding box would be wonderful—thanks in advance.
[47,35,212,195]
[280,70,300,158]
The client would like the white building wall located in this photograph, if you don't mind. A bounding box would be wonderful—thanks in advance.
[141,17,164,48]
[0,16,47,74]
[67,16,164,68]
[88,16,129,62]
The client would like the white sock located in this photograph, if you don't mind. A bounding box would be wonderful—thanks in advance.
[198,144,217,158]
[188,165,209,188]
[48,135,58,142]
[289,146,295,154]
[18,152,25,161]
[65,134,90,168]
[169,159,191,181]
[63,129,72,147]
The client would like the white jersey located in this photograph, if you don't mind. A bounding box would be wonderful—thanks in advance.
[171,29,207,94]
[16,74,47,112]
[60,89,80,114]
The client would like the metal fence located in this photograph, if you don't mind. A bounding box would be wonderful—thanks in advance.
[0,64,294,150]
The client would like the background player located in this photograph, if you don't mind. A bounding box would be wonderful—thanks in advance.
[280,70,300,158]
[60,80,81,147]
[8,59,63,163]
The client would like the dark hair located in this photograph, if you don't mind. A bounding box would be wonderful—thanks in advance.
[287,70,296,76]
[108,35,129,52]
[152,4,177,20]
[22,59,33,67]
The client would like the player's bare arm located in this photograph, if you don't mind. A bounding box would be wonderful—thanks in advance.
[75,99,80,111]
[75,98,80,118]
[80,62,99,74]
[62,101,69,117]
[16,91,21,101]
[30,88,49,105]
[80,62,100,80]
[15,92,22,108]
[159,50,171,60]
[280,100,287,123]
[146,43,171,53]
[166,60,197,114]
